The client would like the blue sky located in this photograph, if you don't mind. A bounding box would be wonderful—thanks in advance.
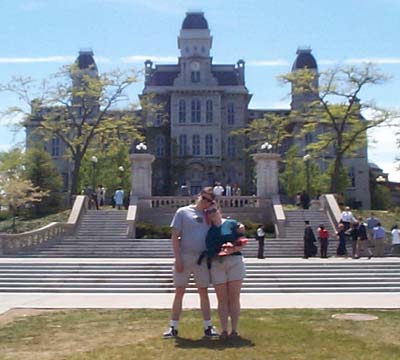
[0,0,399,180]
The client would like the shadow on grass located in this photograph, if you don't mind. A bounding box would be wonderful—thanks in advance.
[174,336,255,349]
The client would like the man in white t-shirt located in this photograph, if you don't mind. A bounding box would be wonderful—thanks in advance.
[163,187,218,339]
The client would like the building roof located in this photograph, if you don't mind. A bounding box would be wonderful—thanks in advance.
[148,70,179,86]
[212,70,239,85]
[76,50,97,70]
[292,48,317,71]
[182,12,209,29]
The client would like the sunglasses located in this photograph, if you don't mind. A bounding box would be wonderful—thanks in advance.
[201,195,214,203]
[207,208,218,214]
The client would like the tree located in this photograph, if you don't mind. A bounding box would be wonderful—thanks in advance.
[280,63,392,193]
[1,64,143,196]
[24,147,64,215]
[231,113,292,153]
[78,142,131,199]
[0,147,25,178]
[0,177,47,232]
[279,146,327,200]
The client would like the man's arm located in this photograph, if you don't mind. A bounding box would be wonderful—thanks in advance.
[171,228,183,273]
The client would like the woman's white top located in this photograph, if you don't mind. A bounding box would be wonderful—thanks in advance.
[392,229,400,245]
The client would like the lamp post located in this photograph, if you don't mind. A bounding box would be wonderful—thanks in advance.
[118,165,125,186]
[91,155,98,190]
[261,141,272,152]
[303,154,311,195]
[376,175,386,183]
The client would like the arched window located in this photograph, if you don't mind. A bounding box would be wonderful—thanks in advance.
[178,100,186,123]
[205,134,213,155]
[227,103,235,125]
[179,134,187,156]
[192,134,200,155]
[51,137,60,157]
[155,135,165,157]
[227,136,236,158]
[191,99,201,123]
[206,100,213,123]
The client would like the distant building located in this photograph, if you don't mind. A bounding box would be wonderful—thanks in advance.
[25,11,372,208]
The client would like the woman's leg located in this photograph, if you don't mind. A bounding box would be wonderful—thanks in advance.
[227,279,243,333]
[214,283,229,333]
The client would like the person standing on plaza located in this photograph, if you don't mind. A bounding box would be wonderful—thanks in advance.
[318,224,329,258]
[366,212,380,241]
[303,221,316,259]
[349,221,360,258]
[356,217,372,259]
[300,190,310,210]
[340,206,356,231]
[256,224,266,259]
[336,223,348,257]
[113,187,124,210]
[205,202,247,339]
[373,222,386,257]
[163,187,219,339]
[96,184,106,208]
[391,225,400,256]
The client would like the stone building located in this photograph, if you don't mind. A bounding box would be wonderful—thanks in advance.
[25,11,372,208]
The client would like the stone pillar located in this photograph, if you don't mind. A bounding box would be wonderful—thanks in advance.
[130,153,155,205]
[252,153,280,197]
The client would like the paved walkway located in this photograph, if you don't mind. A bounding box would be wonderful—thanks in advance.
[1,257,399,315]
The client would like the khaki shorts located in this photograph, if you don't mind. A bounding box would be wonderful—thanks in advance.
[173,253,210,288]
[210,255,246,285]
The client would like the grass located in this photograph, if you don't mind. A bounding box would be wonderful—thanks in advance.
[0,309,400,360]
[352,209,399,231]
[0,210,71,234]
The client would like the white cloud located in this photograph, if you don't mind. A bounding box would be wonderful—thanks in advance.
[368,125,400,182]
[247,59,290,67]
[344,57,400,65]
[319,58,400,66]
[0,56,75,64]
[121,55,177,64]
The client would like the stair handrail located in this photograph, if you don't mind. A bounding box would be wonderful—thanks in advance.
[127,204,137,238]
[320,194,341,229]
[0,222,69,255]
[0,195,88,255]
[67,195,89,233]
[272,195,286,238]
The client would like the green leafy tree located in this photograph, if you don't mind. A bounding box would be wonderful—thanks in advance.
[79,142,131,200]
[280,63,392,193]
[24,147,64,215]
[231,113,291,153]
[0,147,25,178]
[1,64,143,196]
[280,146,326,200]
[0,177,47,232]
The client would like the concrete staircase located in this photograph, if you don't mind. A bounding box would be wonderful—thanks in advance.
[11,208,356,258]
[1,260,399,293]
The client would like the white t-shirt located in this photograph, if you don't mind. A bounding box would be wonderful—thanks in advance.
[392,229,400,245]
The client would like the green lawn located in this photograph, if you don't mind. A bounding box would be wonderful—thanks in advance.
[0,309,399,360]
